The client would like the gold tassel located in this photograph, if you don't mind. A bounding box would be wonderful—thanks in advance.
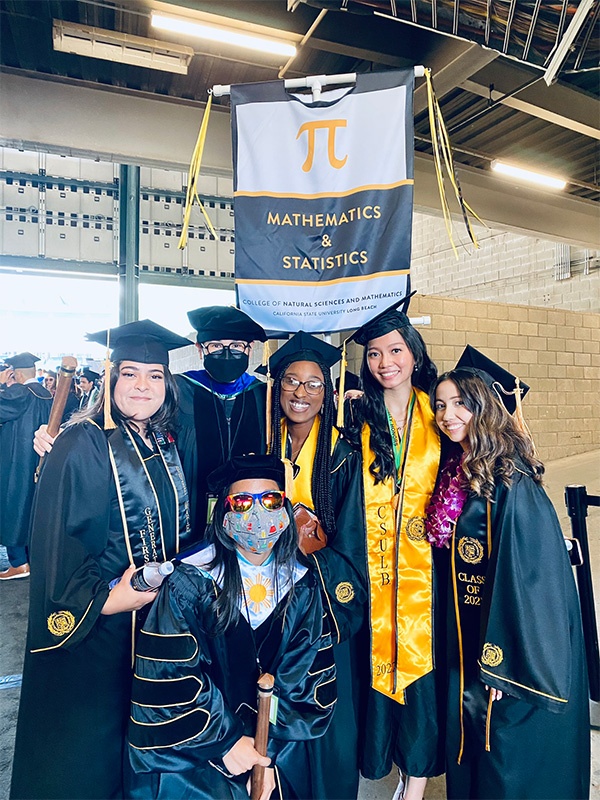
[336,338,348,429]
[178,93,217,250]
[263,340,273,453]
[282,457,294,500]
[512,377,537,455]
[424,69,486,259]
[103,328,117,430]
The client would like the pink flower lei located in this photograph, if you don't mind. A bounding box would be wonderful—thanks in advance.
[425,452,469,548]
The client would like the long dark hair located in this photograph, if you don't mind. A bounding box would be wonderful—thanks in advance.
[206,491,300,635]
[270,357,337,539]
[68,361,179,436]
[347,324,437,483]
[430,370,544,500]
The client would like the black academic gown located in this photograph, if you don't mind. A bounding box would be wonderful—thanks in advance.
[446,465,590,800]
[0,381,52,548]
[300,437,367,800]
[10,420,191,800]
[174,374,266,539]
[128,557,337,799]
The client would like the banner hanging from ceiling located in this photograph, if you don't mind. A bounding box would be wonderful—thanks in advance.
[230,69,414,334]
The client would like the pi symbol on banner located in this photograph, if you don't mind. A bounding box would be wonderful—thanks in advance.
[296,120,348,172]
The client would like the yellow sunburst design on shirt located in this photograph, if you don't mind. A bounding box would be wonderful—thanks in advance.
[243,572,275,615]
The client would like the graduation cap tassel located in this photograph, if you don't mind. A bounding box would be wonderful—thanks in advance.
[513,377,538,455]
[282,457,294,501]
[336,339,348,430]
[103,329,117,431]
[178,92,217,250]
[263,340,273,453]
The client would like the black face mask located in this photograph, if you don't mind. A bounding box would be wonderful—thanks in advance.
[204,351,249,384]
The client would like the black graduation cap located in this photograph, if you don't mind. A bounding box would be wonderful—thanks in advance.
[347,291,416,347]
[207,453,286,494]
[187,306,267,344]
[86,320,191,366]
[455,345,530,416]
[255,331,341,377]
[336,370,360,394]
[5,352,40,369]
[81,368,100,382]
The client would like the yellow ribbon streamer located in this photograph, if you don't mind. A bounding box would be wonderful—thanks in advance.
[178,93,217,250]
[361,388,440,702]
[424,68,486,259]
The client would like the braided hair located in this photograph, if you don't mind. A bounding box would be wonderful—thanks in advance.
[270,357,337,540]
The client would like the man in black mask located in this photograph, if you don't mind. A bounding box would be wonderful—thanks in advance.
[175,306,268,539]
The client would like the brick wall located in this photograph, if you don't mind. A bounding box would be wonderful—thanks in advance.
[411,211,600,313]
[347,294,600,463]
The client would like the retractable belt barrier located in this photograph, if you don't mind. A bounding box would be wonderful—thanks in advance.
[565,484,600,702]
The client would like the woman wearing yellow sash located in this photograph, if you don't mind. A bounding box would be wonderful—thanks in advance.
[258,331,366,800]
[345,300,443,800]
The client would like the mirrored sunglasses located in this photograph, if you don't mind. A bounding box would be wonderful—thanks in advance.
[225,490,286,513]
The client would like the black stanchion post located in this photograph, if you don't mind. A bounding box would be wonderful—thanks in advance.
[565,484,600,702]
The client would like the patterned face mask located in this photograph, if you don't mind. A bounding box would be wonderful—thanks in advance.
[223,506,290,554]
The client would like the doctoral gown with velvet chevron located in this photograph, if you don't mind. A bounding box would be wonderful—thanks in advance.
[128,550,337,799]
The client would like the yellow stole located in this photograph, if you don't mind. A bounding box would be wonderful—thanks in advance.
[361,387,440,703]
[281,417,339,509]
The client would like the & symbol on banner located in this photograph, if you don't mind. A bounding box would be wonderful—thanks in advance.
[321,235,332,247]
[297,120,348,173]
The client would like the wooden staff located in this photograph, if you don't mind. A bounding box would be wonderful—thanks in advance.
[35,356,77,480]
[250,673,275,800]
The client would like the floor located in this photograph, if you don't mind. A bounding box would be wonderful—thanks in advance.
[1,450,598,800]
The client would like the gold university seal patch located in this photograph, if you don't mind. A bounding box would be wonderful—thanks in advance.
[406,517,426,541]
[47,610,75,637]
[481,642,504,667]
[335,582,354,604]
[457,536,484,564]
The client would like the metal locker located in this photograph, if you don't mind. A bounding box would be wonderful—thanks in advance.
[79,159,115,183]
[45,220,81,260]
[195,174,218,196]
[2,148,40,174]
[216,239,235,275]
[216,176,234,197]
[80,225,114,263]
[45,154,82,180]
[1,217,39,256]
[215,201,234,231]
[146,168,182,192]
[45,185,81,215]
[139,228,152,268]
[80,188,115,220]
[2,180,40,212]
[149,229,184,269]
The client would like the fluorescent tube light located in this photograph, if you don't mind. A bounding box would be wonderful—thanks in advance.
[151,12,297,58]
[53,20,194,74]
[491,161,567,190]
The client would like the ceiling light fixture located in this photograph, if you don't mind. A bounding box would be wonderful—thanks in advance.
[151,12,297,58]
[491,160,567,190]
[52,20,194,74]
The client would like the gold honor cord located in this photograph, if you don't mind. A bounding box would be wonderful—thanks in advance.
[424,69,486,259]
[178,93,217,250]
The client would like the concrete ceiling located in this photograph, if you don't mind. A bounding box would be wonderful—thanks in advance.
[0,0,598,246]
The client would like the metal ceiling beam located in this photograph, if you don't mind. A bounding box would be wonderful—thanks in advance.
[414,153,600,250]
[413,40,499,114]
[1,71,597,248]
[462,61,600,141]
